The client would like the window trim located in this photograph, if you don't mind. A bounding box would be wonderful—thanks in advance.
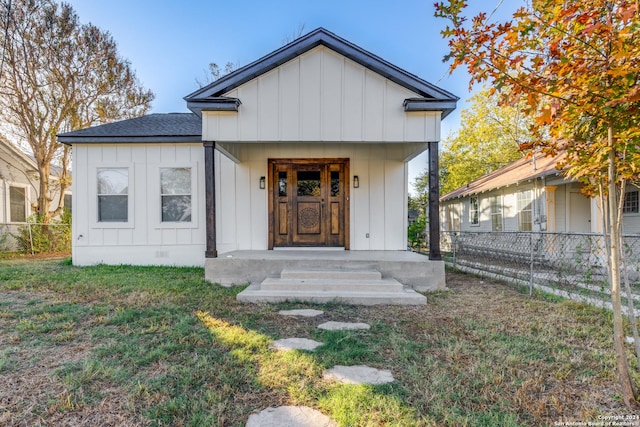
[517,190,533,232]
[154,163,199,229]
[469,196,479,226]
[7,183,29,223]
[90,164,134,229]
[490,195,503,232]
[623,190,639,215]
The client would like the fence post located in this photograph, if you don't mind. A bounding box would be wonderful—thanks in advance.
[453,233,457,270]
[529,232,534,296]
[28,222,34,255]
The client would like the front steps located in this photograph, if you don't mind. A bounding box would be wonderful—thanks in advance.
[236,268,427,306]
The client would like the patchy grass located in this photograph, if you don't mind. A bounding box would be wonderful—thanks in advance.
[0,259,638,426]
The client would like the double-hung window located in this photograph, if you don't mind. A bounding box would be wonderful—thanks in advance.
[160,167,192,222]
[9,186,27,222]
[490,195,503,231]
[97,168,129,222]
[517,190,533,231]
[469,196,479,226]
[623,191,639,214]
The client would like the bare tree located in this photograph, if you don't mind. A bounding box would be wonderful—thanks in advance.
[0,0,154,222]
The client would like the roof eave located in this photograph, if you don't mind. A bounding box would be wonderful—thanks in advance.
[403,98,458,119]
[186,97,242,116]
[58,135,202,145]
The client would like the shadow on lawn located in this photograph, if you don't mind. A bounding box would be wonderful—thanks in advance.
[196,310,426,426]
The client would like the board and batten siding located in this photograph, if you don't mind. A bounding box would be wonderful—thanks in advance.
[202,46,440,144]
[214,143,408,253]
[72,143,206,266]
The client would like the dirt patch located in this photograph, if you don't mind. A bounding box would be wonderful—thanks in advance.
[0,291,148,426]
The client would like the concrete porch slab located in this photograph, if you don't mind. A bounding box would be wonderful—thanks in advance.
[205,250,445,291]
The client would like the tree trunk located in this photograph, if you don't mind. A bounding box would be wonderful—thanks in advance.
[37,160,52,224]
[607,125,637,408]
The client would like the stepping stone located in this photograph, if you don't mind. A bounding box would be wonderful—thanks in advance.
[323,365,394,385]
[246,405,336,427]
[270,338,323,351]
[278,309,324,317]
[317,321,370,331]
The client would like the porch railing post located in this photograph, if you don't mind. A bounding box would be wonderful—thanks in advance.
[204,141,217,258]
[428,141,441,260]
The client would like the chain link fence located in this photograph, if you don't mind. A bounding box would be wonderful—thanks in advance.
[441,231,640,313]
[0,222,71,255]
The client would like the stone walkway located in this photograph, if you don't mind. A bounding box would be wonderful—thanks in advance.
[246,308,395,426]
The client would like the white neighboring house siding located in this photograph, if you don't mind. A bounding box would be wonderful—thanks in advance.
[441,180,640,235]
[72,143,206,266]
[0,144,36,225]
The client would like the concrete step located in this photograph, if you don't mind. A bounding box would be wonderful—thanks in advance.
[280,268,382,280]
[237,284,427,306]
[260,277,403,292]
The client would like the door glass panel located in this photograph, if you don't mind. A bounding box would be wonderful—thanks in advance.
[297,171,321,196]
[331,171,340,197]
[278,171,287,197]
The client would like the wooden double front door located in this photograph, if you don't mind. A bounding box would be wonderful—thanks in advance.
[269,159,349,248]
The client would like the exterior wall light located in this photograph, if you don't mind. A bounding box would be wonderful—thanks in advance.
[353,175,359,188]
[259,176,266,189]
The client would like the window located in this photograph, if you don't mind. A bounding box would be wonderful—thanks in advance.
[97,168,128,222]
[517,190,533,231]
[490,195,503,231]
[469,196,479,225]
[161,167,191,222]
[623,191,639,214]
[9,186,27,222]
[63,194,72,213]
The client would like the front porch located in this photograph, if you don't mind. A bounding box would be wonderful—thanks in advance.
[205,250,445,292]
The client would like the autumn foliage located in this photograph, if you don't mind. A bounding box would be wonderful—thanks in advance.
[435,0,640,408]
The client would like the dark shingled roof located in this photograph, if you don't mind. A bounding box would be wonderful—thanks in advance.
[58,113,202,144]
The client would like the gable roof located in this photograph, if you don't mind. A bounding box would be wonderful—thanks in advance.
[185,27,458,118]
[0,137,38,172]
[57,113,201,144]
[440,152,567,202]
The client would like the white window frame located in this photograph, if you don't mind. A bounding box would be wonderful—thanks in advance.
[517,190,533,232]
[154,163,198,229]
[469,196,479,226]
[90,165,134,229]
[490,195,503,232]
[623,190,639,215]
[7,183,29,223]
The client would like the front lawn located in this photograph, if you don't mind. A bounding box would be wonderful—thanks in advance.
[0,259,636,426]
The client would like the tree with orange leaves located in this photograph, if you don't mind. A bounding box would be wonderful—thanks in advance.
[435,0,640,408]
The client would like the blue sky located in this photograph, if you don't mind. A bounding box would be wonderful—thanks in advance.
[64,0,522,186]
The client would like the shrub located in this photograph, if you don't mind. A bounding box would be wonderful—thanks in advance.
[13,210,71,254]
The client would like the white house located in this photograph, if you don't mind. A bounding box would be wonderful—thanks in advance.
[58,28,458,299]
[440,152,640,235]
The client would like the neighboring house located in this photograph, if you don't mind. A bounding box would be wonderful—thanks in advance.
[58,28,458,293]
[440,152,640,235]
[0,137,71,250]
[0,138,38,226]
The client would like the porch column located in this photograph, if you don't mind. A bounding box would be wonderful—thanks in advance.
[428,141,441,260]
[204,141,217,258]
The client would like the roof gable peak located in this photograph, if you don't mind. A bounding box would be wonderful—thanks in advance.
[185,27,458,115]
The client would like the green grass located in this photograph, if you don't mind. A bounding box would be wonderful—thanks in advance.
[0,258,636,426]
